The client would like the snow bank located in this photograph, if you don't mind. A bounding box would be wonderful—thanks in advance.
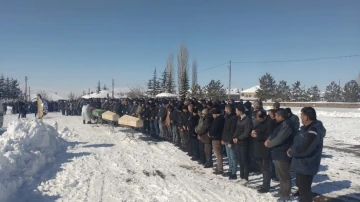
[0,120,67,201]
[6,106,12,115]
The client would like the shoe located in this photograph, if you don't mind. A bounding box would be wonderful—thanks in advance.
[292,191,299,197]
[204,161,213,168]
[213,170,224,175]
[272,177,280,182]
[191,156,199,161]
[83,120,85,124]
[229,174,237,180]
[257,187,269,193]
[222,172,230,177]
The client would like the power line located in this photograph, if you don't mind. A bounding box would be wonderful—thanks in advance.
[198,62,229,73]
[232,54,360,64]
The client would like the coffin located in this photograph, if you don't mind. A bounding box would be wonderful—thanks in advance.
[118,115,143,128]
[102,111,119,122]
[92,109,106,118]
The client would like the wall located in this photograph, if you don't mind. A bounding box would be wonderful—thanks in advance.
[262,102,360,108]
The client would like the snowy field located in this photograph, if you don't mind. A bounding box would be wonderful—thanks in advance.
[0,107,360,202]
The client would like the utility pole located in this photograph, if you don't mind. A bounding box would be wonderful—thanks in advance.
[228,60,231,100]
[25,76,28,100]
[28,87,30,101]
[112,79,115,98]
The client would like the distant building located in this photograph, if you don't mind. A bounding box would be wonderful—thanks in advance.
[240,86,260,101]
[225,88,241,101]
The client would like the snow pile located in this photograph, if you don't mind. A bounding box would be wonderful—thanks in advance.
[0,120,67,201]
[6,106,12,115]
[316,111,360,118]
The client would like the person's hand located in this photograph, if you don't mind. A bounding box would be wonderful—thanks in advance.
[251,130,257,138]
[264,140,270,148]
[287,148,292,157]
[228,143,232,148]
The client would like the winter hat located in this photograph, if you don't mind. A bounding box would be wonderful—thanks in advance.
[236,105,246,113]
[192,108,198,114]
[209,108,221,115]
[182,105,188,110]
[244,101,252,110]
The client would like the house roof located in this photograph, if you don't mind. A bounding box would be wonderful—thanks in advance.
[241,85,260,93]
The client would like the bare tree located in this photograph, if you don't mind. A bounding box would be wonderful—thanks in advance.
[68,92,77,100]
[165,53,176,93]
[37,90,51,100]
[177,43,189,97]
[191,59,198,89]
[127,85,146,98]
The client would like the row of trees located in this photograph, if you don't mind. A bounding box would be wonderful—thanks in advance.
[145,44,227,100]
[0,74,23,100]
[256,73,360,102]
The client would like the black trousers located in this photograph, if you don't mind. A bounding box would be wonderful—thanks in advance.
[190,138,199,158]
[198,141,206,164]
[237,145,250,180]
[296,173,314,202]
[258,158,271,191]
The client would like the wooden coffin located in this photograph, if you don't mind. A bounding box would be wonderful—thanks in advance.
[118,115,143,128]
[102,111,119,122]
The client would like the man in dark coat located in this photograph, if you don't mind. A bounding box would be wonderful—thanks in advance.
[195,108,214,168]
[286,108,300,132]
[233,104,253,182]
[265,108,294,201]
[221,104,238,179]
[209,108,225,175]
[288,107,326,202]
[251,110,276,193]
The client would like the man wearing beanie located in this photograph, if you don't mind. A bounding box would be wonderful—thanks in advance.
[209,108,225,175]
[233,104,253,182]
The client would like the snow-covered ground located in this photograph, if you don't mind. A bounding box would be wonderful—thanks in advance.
[1,107,360,202]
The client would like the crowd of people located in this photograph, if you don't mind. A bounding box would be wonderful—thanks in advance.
[4,97,326,202]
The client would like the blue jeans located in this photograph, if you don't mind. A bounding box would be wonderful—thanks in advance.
[150,120,156,137]
[154,119,160,137]
[225,142,238,175]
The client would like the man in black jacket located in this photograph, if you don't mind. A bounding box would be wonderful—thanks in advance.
[233,105,253,182]
[209,108,225,175]
[251,110,276,193]
[221,105,238,179]
[265,109,294,201]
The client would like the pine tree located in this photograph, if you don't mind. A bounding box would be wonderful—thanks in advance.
[160,68,167,92]
[97,81,101,92]
[307,85,321,102]
[275,80,290,101]
[10,78,22,99]
[103,84,108,90]
[0,75,5,99]
[343,80,360,102]
[324,81,343,102]
[291,81,308,101]
[146,79,154,97]
[191,59,198,89]
[179,66,190,98]
[203,80,226,100]
[4,77,10,99]
[255,73,277,101]
[189,84,204,100]
[165,53,176,94]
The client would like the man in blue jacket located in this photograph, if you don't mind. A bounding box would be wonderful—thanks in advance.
[288,107,326,202]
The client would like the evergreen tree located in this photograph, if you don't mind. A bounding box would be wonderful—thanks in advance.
[103,84,108,90]
[0,75,5,99]
[179,66,190,98]
[275,80,290,101]
[165,53,176,94]
[291,81,308,101]
[189,84,204,100]
[203,80,226,100]
[160,68,167,92]
[10,78,22,99]
[324,81,343,102]
[307,85,321,102]
[343,80,360,102]
[97,81,101,92]
[255,73,277,101]
[4,77,10,99]
[146,79,154,97]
